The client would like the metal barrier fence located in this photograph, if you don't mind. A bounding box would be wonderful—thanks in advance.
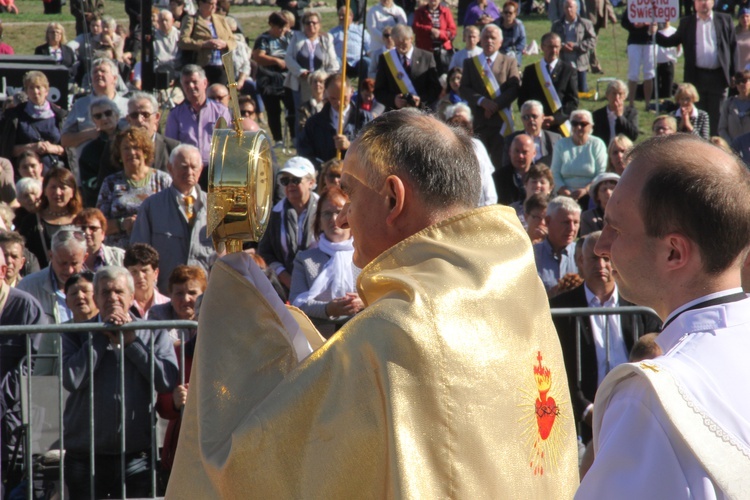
[0,320,197,500]
[1,308,659,498]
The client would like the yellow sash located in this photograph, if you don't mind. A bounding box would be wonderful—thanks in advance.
[534,61,571,137]
[383,48,417,96]
[472,55,513,136]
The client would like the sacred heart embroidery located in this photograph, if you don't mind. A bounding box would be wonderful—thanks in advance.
[518,351,569,476]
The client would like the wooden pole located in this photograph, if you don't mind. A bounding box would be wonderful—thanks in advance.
[336,0,352,159]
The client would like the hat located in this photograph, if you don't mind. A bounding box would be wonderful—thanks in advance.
[279,156,315,179]
[591,172,620,197]
[739,7,750,16]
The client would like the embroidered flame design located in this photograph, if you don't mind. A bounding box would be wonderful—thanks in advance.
[518,351,569,476]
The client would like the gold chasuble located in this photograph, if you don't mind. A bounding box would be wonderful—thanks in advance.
[167,205,579,498]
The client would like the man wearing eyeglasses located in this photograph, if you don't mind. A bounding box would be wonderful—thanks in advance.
[127,92,179,172]
[501,100,561,169]
[258,157,319,292]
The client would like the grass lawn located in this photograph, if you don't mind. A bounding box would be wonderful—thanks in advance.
[2,0,684,143]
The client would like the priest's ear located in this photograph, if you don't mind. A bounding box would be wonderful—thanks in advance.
[383,174,407,226]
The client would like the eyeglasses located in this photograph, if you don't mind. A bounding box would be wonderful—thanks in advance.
[279,177,303,186]
[383,33,391,38]
[92,110,114,120]
[78,225,102,233]
[241,109,256,117]
[57,230,86,243]
[570,121,590,128]
[521,114,540,120]
[128,111,153,120]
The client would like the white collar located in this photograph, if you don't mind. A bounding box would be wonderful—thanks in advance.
[584,283,618,307]
[697,11,714,23]
[663,288,745,327]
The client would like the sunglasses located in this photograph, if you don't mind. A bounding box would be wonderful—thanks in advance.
[521,114,540,120]
[78,225,102,232]
[737,78,750,84]
[503,10,515,14]
[92,110,114,120]
[241,109,256,117]
[128,111,153,120]
[571,121,590,128]
[383,33,391,38]
[279,177,303,186]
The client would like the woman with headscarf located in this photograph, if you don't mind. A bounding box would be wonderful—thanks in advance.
[289,186,363,338]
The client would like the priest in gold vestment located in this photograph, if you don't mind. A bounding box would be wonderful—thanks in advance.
[167,110,579,498]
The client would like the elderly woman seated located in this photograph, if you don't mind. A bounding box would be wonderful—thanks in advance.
[671,83,710,139]
[579,172,619,237]
[289,186,364,338]
[651,114,677,137]
[550,109,607,207]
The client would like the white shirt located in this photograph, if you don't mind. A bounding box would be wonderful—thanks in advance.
[583,284,629,385]
[330,104,352,131]
[448,46,482,70]
[471,137,498,206]
[696,13,720,69]
[576,292,750,499]
[173,185,199,223]
[531,131,544,161]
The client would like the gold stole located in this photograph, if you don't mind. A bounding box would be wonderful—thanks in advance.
[383,48,417,96]
[534,61,571,137]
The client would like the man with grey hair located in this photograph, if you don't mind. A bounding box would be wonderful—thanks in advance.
[168,109,579,497]
[17,229,88,325]
[127,92,179,171]
[592,79,639,145]
[533,195,580,293]
[550,231,661,444]
[374,24,440,111]
[61,58,129,175]
[61,265,178,499]
[130,144,214,293]
[502,99,561,169]
[459,23,520,168]
[165,65,232,187]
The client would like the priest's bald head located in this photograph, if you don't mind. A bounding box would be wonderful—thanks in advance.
[338,109,481,267]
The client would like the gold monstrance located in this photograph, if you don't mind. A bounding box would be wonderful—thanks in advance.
[207,52,274,254]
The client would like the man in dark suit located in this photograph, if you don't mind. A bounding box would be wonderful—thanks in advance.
[374,24,441,112]
[591,79,639,145]
[126,93,179,172]
[501,100,561,169]
[655,0,736,135]
[495,134,534,205]
[459,24,520,168]
[550,231,661,443]
[518,32,578,137]
[298,76,374,169]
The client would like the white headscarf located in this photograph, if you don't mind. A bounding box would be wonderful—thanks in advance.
[293,234,358,305]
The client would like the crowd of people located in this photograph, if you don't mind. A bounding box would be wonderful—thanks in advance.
[0,0,749,496]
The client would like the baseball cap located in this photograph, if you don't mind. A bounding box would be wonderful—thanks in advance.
[279,156,315,179]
